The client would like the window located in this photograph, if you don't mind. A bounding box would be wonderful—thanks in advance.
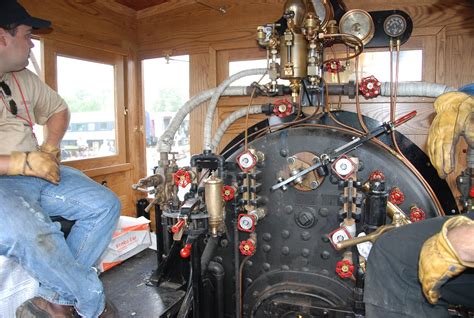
[57,57,117,161]
[142,55,190,175]
[27,39,41,76]
[229,59,290,87]
[28,38,45,145]
[324,50,423,83]
[228,50,423,86]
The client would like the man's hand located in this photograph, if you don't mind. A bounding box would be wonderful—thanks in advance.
[7,151,60,184]
[39,143,61,162]
[419,216,474,304]
[427,92,474,178]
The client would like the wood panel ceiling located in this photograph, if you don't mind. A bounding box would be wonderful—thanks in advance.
[115,0,169,11]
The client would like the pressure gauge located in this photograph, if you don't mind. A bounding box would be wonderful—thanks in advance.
[339,9,375,45]
[310,0,334,29]
[238,214,256,233]
[383,14,407,38]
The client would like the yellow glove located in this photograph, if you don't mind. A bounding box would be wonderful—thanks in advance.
[427,92,474,178]
[419,216,474,304]
[39,143,61,162]
[7,151,60,184]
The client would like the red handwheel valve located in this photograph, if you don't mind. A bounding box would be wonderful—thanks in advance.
[222,185,235,201]
[272,99,293,118]
[359,76,381,99]
[174,169,191,188]
[369,170,385,182]
[239,238,256,256]
[389,187,405,205]
[325,60,343,73]
[336,259,354,279]
[409,206,426,222]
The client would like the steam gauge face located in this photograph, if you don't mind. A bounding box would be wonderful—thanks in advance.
[339,9,375,45]
[383,14,407,38]
[238,214,255,232]
[311,0,334,29]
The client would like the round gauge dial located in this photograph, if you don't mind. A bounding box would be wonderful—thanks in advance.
[238,215,255,232]
[383,14,407,38]
[339,9,375,45]
[311,0,334,29]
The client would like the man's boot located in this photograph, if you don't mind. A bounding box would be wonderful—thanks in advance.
[16,297,78,318]
[99,300,119,318]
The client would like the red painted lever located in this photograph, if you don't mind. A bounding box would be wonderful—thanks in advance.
[394,111,417,127]
[171,219,185,234]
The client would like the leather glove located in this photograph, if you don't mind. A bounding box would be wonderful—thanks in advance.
[419,216,474,304]
[39,143,61,162]
[7,151,60,184]
[427,92,474,178]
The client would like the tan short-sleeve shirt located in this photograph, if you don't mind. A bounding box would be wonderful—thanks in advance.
[0,69,68,155]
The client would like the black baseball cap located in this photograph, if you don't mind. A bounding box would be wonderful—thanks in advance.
[0,0,51,29]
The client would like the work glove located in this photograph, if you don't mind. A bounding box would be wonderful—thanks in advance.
[39,143,61,162]
[7,151,60,184]
[419,216,474,304]
[427,92,474,178]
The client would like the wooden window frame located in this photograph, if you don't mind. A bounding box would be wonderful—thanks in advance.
[42,39,127,172]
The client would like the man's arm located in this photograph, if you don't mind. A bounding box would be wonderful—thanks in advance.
[447,224,474,263]
[0,109,69,178]
[43,108,70,148]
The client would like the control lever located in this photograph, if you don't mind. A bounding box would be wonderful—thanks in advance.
[270,111,417,191]
[172,197,201,241]
[334,209,407,250]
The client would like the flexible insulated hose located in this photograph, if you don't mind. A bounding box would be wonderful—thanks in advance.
[211,105,264,152]
[380,82,455,97]
[203,68,267,151]
[157,86,249,152]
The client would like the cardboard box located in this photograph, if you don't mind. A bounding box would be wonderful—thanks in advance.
[97,216,152,272]
[0,256,38,318]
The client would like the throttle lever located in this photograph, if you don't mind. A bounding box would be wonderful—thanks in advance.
[270,111,417,191]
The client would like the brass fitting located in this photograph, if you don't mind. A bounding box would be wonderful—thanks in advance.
[204,175,225,236]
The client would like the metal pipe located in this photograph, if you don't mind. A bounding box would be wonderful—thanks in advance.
[208,261,225,318]
[191,240,201,318]
[201,236,218,275]
[154,204,163,265]
[234,212,241,318]
[161,212,172,255]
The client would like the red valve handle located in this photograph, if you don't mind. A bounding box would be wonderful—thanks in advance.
[172,219,185,234]
[325,60,343,73]
[336,259,354,279]
[359,75,381,99]
[272,99,293,118]
[174,169,191,188]
[389,187,405,205]
[222,185,235,201]
[239,240,256,256]
[369,170,385,182]
[180,243,192,258]
[409,206,426,222]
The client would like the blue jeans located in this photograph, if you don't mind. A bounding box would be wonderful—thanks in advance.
[0,166,121,318]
